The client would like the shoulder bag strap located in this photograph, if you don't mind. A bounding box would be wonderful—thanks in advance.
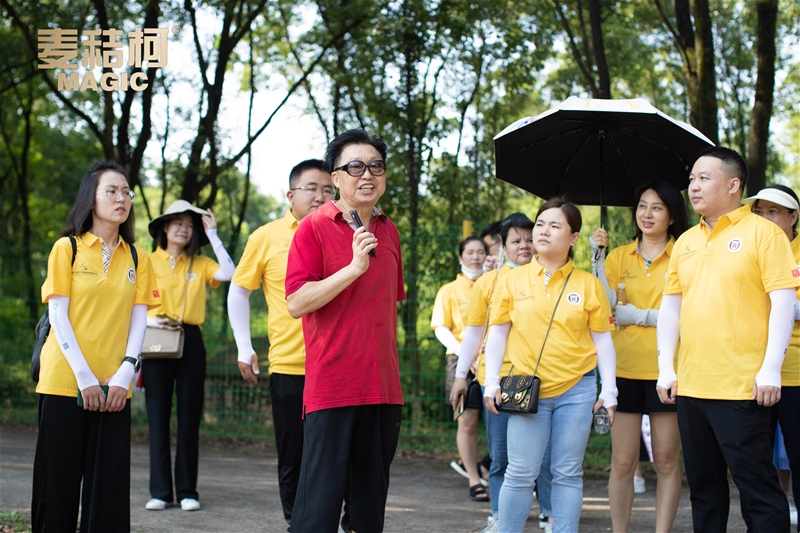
[179,257,194,322]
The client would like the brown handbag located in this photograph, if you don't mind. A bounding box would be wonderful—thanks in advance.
[498,270,572,414]
[140,257,193,359]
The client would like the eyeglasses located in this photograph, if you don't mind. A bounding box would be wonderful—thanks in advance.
[334,160,387,177]
[99,186,135,201]
[753,207,789,216]
[290,185,336,197]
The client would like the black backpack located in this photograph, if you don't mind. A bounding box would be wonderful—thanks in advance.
[31,237,138,382]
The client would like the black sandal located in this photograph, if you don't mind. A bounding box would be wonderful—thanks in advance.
[469,483,490,502]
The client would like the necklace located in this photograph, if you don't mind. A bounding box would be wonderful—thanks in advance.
[639,240,666,268]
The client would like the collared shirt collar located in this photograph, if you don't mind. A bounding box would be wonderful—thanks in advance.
[284,208,300,229]
[81,231,130,252]
[700,204,750,230]
[154,246,188,263]
[320,200,386,224]
[454,273,474,287]
[531,256,575,279]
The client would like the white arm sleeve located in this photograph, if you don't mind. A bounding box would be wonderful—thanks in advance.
[434,326,461,356]
[108,304,148,390]
[756,288,796,387]
[455,325,484,379]
[207,229,236,281]
[590,235,616,306]
[228,283,256,363]
[590,330,618,408]
[656,294,681,389]
[146,315,162,328]
[48,296,99,391]
[483,322,511,397]
[795,297,800,320]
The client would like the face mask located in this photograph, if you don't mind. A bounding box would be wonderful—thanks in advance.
[507,259,522,268]
[461,264,483,280]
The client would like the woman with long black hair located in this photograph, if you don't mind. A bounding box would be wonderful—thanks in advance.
[33,161,160,532]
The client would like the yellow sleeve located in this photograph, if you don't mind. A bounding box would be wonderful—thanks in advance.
[41,237,74,302]
[466,272,492,326]
[587,275,615,332]
[663,235,684,295]
[201,255,221,289]
[489,276,512,325]
[759,231,800,293]
[430,284,453,329]
[134,247,162,309]
[231,230,267,291]
[605,247,621,293]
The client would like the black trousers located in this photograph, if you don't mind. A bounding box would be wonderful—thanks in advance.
[269,373,305,523]
[142,324,206,502]
[678,396,790,533]
[31,394,131,533]
[290,404,402,533]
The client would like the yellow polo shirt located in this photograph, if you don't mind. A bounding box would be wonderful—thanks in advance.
[430,274,474,353]
[147,248,220,327]
[785,234,800,386]
[605,238,674,380]
[490,259,614,399]
[232,209,304,375]
[664,205,800,399]
[465,266,513,384]
[38,234,160,398]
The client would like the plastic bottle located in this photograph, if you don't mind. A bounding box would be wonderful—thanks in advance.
[594,406,610,434]
[616,283,627,329]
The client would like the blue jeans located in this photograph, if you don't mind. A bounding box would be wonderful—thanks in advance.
[499,373,596,533]
[483,386,509,517]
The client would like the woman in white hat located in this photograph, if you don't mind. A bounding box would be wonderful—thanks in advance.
[744,184,800,527]
[142,200,236,511]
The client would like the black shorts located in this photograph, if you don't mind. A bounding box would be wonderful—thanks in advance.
[616,377,677,414]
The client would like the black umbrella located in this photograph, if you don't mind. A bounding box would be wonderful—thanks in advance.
[493,97,714,208]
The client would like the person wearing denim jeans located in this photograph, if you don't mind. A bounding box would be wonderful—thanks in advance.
[484,199,618,533]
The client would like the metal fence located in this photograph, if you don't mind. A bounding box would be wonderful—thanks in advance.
[0,219,636,464]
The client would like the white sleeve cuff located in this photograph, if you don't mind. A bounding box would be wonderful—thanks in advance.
[207,230,236,281]
[483,323,510,397]
[228,284,256,364]
[48,296,98,391]
[757,288,796,388]
[656,294,681,389]
[591,330,617,408]
[455,325,484,379]
[434,327,461,356]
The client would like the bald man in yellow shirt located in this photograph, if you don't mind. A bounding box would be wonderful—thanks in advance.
[227,160,334,528]
[656,147,798,532]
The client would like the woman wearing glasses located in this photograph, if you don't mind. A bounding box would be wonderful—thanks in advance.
[484,198,617,533]
[33,161,160,532]
[142,200,235,512]
[590,181,688,533]
[431,236,488,501]
[744,184,800,527]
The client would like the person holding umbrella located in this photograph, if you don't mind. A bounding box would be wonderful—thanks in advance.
[142,200,236,511]
[483,198,617,533]
[590,181,688,532]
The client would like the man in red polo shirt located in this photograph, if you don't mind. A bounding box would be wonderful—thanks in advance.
[285,129,405,533]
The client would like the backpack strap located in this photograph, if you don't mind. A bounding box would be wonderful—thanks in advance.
[69,236,77,266]
[129,243,138,269]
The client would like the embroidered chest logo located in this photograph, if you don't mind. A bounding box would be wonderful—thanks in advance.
[566,292,581,305]
[79,261,88,271]
[127,268,136,283]
[727,238,743,252]
[186,272,197,281]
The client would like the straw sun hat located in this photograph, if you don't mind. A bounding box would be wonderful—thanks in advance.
[148,200,210,247]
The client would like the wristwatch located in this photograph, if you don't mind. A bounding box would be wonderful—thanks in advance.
[122,356,141,372]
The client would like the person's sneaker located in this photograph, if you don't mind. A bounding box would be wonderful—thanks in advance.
[180,498,201,511]
[145,498,167,510]
[481,515,499,533]
[538,513,550,529]
[633,475,646,494]
[449,459,469,479]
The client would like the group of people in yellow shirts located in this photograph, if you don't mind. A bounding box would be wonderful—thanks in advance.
[30,143,799,533]
[436,146,799,533]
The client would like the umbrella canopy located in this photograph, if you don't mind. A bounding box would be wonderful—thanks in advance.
[493,97,715,207]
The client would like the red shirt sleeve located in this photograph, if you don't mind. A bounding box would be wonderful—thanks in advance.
[285,214,325,298]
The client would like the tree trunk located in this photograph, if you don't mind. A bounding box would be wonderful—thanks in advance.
[691,0,719,145]
[746,0,778,195]
[18,88,37,322]
[589,0,611,99]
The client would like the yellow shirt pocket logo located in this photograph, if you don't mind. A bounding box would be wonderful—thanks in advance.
[127,268,136,283]
[727,238,743,252]
[566,292,581,305]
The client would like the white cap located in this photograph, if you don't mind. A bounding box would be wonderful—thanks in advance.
[743,188,800,212]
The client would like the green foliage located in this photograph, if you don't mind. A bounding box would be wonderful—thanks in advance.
[0,511,31,533]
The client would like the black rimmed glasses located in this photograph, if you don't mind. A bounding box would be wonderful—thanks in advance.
[334,160,387,177]
[290,185,337,198]
[99,186,135,201]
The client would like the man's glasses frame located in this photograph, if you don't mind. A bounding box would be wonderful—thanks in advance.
[290,185,337,198]
[334,160,387,177]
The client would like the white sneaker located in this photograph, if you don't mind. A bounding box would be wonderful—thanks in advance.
[145,498,167,510]
[633,475,646,494]
[481,515,498,533]
[180,498,201,511]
